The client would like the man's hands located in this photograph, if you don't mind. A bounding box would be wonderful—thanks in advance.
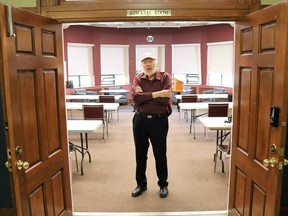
[135,86,171,98]
[152,89,171,98]
[135,86,143,92]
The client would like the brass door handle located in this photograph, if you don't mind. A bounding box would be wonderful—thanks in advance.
[5,160,29,171]
[16,160,29,170]
[263,158,277,168]
[263,158,288,170]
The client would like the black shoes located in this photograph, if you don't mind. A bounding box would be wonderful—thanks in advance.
[131,186,147,197]
[131,186,168,198]
[159,187,168,198]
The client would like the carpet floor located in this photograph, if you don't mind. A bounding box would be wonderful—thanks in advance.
[68,104,229,213]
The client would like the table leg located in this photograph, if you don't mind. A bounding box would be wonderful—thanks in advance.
[79,132,92,175]
[85,133,91,162]
[70,132,93,176]
[189,110,196,139]
[219,130,224,172]
[214,130,230,173]
[80,133,85,175]
[176,92,181,112]
[214,130,220,172]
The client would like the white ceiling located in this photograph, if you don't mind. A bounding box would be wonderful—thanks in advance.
[64,21,234,29]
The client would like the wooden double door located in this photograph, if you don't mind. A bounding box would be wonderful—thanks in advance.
[0,1,288,216]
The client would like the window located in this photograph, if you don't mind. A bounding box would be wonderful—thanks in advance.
[207,41,234,87]
[67,43,94,87]
[172,44,201,84]
[100,45,129,85]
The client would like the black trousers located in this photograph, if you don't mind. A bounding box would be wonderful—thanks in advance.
[132,112,169,188]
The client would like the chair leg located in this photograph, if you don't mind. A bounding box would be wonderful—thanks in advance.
[221,160,225,173]
[102,122,108,143]
[219,151,225,173]
[69,142,79,172]
[214,148,218,172]
[74,149,79,172]
[224,154,231,186]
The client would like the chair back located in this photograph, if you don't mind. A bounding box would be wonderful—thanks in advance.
[83,105,105,121]
[208,103,229,117]
[99,95,115,103]
[228,93,233,102]
[182,95,198,103]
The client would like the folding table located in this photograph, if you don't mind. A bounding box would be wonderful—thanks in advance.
[67,120,102,175]
[66,94,122,102]
[66,102,120,122]
[178,102,233,139]
[198,117,232,173]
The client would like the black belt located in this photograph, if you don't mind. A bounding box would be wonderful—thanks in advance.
[137,112,167,119]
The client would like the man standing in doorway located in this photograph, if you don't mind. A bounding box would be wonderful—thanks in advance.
[131,52,172,198]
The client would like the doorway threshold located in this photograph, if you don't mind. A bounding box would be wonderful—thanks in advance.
[73,210,227,216]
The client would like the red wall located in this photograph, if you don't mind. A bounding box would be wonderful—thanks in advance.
[63,24,234,86]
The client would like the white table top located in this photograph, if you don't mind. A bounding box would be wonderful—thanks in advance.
[66,94,122,100]
[67,120,102,133]
[178,102,233,110]
[66,102,119,111]
[198,117,232,130]
[100,89,129,93]
[175,94,228,100]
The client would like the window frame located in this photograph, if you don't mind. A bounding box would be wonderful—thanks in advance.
[207,41,234,87]
[67,43,95,87]
[171,43,202,85]
[100,44,129,85]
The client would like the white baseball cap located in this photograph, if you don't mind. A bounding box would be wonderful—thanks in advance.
[141,52,156,62]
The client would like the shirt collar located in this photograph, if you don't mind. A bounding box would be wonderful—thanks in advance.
[140,71,161,80]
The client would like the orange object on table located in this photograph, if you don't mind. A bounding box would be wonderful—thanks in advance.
[172,78,183,92]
